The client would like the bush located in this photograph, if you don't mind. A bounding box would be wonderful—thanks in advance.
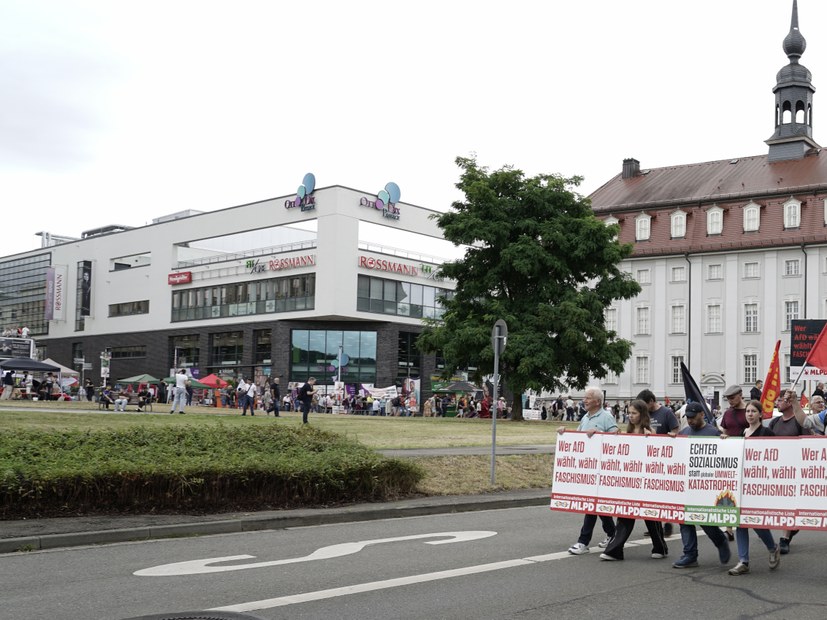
[0,424,423,518]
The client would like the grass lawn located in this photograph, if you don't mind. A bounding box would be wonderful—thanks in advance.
[0,401,573,449]
[0,401,570,498]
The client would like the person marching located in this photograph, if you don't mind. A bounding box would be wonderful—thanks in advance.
[728,399,781,576]
[599,399,669,561]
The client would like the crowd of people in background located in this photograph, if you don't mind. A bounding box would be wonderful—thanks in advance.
[1,326,30,338]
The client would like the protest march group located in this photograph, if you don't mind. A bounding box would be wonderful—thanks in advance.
[551,329,827,576]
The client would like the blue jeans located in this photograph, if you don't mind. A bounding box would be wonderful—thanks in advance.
[735,527,775,563]
[679,524,727,560]
[577,514,616,546]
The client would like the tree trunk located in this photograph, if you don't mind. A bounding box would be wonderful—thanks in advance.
[510,387,524,421]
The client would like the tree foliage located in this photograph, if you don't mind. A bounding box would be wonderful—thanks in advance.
[418,157,640,419]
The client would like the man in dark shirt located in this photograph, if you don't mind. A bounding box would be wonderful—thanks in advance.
[638,389,679,538]
[298,377,317,424]
[719,385,748,437]
[750,380,763,402]
[673,403,732,568]
[268,377,281,417]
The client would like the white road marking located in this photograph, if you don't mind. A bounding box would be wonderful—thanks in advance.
[134,530,497,576]
[209,535,665,613]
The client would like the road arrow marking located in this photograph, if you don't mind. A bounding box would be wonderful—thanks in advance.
[134,530,497,577]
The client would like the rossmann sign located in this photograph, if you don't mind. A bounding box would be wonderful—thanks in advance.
[358,256,418,276]
[246,255,316,274]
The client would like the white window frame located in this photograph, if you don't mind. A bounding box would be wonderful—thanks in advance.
[783,198,801,229]
[636,306,650,335]
[604,307,618,333]
[670,211,686,238]
[706,304,722,333]
[784,353,791,383]
[635,356,649,384]
[636,268,651,284]
[635,214,651,241]
[707,263,723,280]
[784,299,799,331]
[744,353,758,385]
[671,355,685,384]
[784,259,800,276]
[707,206,723,235]
[671,265,686,282]
[743,202,760,232]
[744,302,759,333]
[670,304,686,334]
[743,262,759,279]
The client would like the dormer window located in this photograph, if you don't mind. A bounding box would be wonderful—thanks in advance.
[670,211,686,239]
[743,202,760,232]
[707,206,723,235]
[783,198,801,229]
[635,213,651,241]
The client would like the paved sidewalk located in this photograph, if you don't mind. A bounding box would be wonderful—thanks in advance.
[0,488,551,554]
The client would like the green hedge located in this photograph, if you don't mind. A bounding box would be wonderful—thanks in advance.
[0,425,423,518]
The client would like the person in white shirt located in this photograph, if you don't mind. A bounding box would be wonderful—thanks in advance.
[170,369,189,414]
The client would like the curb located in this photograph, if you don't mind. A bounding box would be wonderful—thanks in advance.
[0,490,551,554]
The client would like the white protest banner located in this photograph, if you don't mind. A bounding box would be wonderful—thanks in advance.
[794,437,827,529]
[739,438,798,529]
[683,436,743,527]
[550,431,604,514]
[594,434,687,523]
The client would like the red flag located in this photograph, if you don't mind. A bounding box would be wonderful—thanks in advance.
[800,393,809,408]
[760,340,781,419]
[804,323,827,372]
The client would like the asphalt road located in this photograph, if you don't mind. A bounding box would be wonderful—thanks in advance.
[3,506,826,620]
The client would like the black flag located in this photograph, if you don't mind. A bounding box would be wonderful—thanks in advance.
[681,362,714,425]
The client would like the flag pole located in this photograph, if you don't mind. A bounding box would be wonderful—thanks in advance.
[791,364,808,391]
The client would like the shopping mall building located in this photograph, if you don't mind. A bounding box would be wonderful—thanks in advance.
[0,179,458,396]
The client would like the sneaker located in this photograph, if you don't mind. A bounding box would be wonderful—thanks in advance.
[728,562,750,576]
[598,537,611,548]
[779,537,790,555]
[599,553,620,561]
[651,552,667,559]
[769,545,781,570]
[673,556,698,568]
[568,543,590,555]
[718,541,731,565]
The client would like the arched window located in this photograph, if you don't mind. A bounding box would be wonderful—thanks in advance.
[635,214,651,241]
[670,211,686,238]
[743,202,760,232]
[707,206,723,235]
[783,198,801,229]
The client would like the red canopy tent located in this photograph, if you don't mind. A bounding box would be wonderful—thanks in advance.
[199,373,229,388]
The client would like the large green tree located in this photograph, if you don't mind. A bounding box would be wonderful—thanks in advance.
[418,157,640,420]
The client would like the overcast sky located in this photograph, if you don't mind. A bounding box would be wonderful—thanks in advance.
[1,0,824,257]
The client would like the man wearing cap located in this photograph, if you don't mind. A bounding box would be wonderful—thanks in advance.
[719,385,748,437]
[673,402,732,568]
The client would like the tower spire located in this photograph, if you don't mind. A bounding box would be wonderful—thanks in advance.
[766,0,819,161]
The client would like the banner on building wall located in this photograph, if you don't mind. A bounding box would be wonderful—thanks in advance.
[79,261,92,317]
[550,432,827,530]
[45,265,67,321]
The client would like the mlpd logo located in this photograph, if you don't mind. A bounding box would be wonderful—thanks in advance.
[285,173,316,211]
[360,182,401,220]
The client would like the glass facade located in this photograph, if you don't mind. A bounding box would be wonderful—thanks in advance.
[290,329,377,385]
[171,334,200,370]
[397,331,421,383]
[0,253,50,336]
[210,332,243,368]
[356,275,452,319]
[171,274,315,322]
[109,300,150,317]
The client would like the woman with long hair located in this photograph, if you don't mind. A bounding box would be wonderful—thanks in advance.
[600,399,669,561]
[727,400,781,575]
